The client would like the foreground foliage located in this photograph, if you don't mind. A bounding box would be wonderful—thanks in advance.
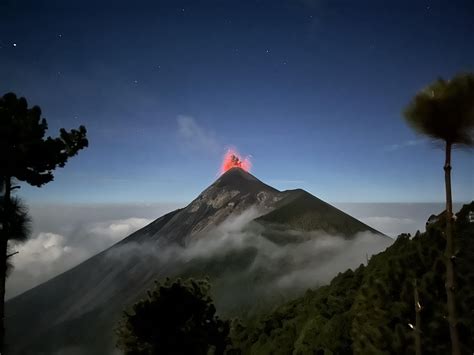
[232,202,474,355]
[117,278,231,355]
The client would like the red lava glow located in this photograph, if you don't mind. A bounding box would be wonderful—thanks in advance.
[220,149,251,174]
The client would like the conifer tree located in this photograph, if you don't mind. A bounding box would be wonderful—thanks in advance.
[0,92,88,352]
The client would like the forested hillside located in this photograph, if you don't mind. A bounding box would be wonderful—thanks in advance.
[232,202,474,354]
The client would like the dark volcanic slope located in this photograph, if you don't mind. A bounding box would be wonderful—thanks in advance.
[5,168,283,354]
[5,168,385,355]
[5,209,182,355]
[256,189,382,237]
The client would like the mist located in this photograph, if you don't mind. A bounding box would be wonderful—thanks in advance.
[6,202,448,301]
[6,202,182,299]
[106,207,393,315]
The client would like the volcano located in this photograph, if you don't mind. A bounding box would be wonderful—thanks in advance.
[5,168,388,355]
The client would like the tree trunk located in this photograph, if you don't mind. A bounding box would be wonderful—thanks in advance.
[444,142,460,355]
[0,176,10,354]
[414,279,422,355]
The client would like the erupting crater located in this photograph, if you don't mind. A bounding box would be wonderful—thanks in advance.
[220,149,251,175]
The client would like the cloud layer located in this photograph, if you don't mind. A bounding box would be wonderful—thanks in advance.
[6,203,181,299]
[105,208,393,314]
[6,202,453,300]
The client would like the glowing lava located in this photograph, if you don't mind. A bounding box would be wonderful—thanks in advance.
[220,149,251,174]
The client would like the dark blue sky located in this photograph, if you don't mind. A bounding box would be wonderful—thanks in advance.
[1,0,473,203]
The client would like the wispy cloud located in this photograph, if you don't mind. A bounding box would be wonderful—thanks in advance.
[385,139,426,152]
[177,115,220,154]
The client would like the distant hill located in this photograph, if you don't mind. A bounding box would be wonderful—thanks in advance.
[5,168,387,355]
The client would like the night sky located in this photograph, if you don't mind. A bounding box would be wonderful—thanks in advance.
[1,0,473,203]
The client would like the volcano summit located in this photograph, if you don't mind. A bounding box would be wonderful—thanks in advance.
[6,168,390,354]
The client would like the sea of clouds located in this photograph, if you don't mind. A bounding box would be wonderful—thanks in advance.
[6,202,463,300]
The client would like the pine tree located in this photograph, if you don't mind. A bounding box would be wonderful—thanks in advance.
[0,92,88,352]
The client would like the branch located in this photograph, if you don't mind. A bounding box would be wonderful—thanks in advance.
[6,251,19,259]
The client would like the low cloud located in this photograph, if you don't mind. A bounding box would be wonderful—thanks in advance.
[8,233,89,299]
[7,202,444,303]
[7,217,152,299]
[88,217,152,244]
[6,203,181,299]
[11,232,84,275]
[359,216,418,237]
[106,208,393,314]
[177,115,220,154]
[333,202,465,237]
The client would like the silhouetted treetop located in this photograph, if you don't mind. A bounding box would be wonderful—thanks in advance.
[0,92,88,187]
[117,278,231,355]
[404,73,474,147]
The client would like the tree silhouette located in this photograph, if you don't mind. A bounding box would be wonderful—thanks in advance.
[0,196,31,277]
[0,92,88,352]
[404,73,474,355]
[116,278,231,355]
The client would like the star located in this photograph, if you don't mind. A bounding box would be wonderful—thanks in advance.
[12,43,17,47]
[58,34,63,38]
[265,49,270,54]
[133,80,139,84]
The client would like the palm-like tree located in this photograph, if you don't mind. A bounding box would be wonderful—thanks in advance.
[404,73,474,355]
